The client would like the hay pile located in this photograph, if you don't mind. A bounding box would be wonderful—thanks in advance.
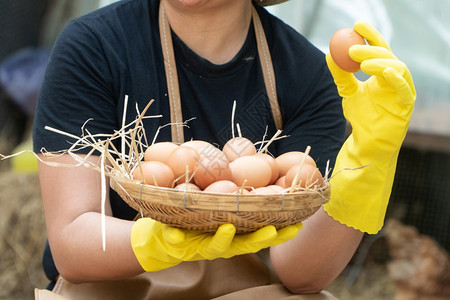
[0,169,48,299]
[385,219,450,299]
[327,260,396,299]
[326,234,396,299]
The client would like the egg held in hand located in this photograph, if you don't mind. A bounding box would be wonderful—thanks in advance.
[329,27,366,73]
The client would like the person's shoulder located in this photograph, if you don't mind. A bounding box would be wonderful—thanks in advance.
[83,0,150,30]
[75,0,147,23]
[257,6,328,82]
[256,5,318,52]
[58,0,151,42]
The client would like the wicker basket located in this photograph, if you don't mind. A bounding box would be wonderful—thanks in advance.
[110,175,330,233]
[39,98,330,233]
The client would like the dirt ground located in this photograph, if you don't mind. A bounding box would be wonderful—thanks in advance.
[0,166,398,300]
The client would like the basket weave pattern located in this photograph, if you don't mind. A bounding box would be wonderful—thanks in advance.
[111,176,329,233]
[38,99,330,234]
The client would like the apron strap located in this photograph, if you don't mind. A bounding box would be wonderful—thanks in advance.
[159,3,184,144]
[159,3,282,144]
[251,6,283,131]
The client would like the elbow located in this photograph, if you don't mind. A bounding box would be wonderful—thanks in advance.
[58,272,83,285]
[281,274,334,295]
[49,239,87,284]
[270,249,337,295]
[285,281,331,296]
[53,255,86,284]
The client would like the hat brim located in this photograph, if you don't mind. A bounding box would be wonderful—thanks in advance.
[257,0,290,6]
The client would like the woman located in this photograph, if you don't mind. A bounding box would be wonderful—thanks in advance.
[33,0,415,298]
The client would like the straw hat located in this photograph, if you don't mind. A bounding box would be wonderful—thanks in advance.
[256,0,290,6]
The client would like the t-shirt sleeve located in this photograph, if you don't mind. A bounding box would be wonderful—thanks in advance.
[33,19,119,154]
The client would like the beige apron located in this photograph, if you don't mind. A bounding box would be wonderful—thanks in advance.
[35,3,336,299]
[35,256,336,300]
[160,4,283,143]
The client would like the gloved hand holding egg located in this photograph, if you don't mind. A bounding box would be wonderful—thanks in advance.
[325,21,416,234]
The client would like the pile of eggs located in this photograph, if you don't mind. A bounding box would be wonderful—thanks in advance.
[132,137,324,195]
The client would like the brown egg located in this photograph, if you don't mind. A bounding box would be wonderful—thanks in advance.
[222,137,256,162]
[193,155,232,190]
[132,161,175,188]
[253,185,284,195]
[182,140,227,161]
[268,185,284,192]
[275,151,316,177]
[239,188,253,195]
[275,175,287,188]
[144,142,179,163]
[203,180,239,194]
[285,163,324,189]
[167,146,200,183]
[254,153,279,185]
[174,182,201,192]
[229,155,272,188]
[329,28,366,73]
[181,140,212,153]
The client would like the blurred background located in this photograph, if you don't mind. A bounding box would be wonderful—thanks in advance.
[1,0,449,299]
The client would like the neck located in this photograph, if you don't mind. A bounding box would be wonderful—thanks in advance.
[161,0,253,64]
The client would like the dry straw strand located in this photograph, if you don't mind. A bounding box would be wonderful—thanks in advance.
[289,145,312,193]
[2,96,331,234]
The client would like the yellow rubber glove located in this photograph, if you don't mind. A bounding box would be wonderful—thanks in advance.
[324,21,416,234]
[131,218,302,272]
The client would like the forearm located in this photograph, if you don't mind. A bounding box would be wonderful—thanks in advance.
[50,212,144,283]
[270,207,363,294]
[272,20,415,293]
[38,154,144,282]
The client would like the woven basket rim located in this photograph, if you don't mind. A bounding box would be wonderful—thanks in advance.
[110,174,330,214]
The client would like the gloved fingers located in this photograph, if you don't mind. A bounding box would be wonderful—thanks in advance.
[201,223,236,257]
[244,225,278,244]
[360,58,407,78]
[270,222,303,247]
[162,225,187,245]
[349,44,397,63]
[230,225,278,254]
[325,52,359,97]
[383,67,417,106]
[354,20,391,51]
[361,58,415,101]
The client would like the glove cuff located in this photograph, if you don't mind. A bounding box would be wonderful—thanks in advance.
[131,218,179,272]
[324,137,399,234]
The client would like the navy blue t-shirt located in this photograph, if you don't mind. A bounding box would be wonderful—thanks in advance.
[33,0,346,283]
